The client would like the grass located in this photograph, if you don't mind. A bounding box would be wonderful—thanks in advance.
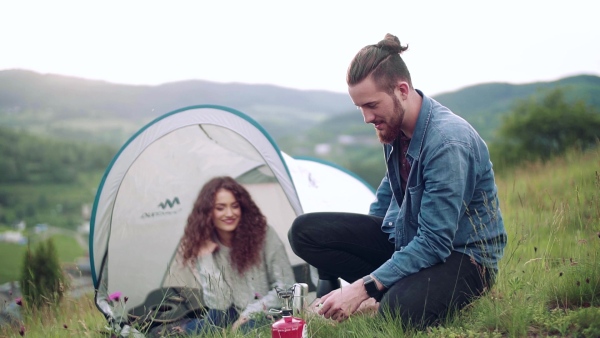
[0,292,106,338]
[1,147,599,337]
[0,243,24,287]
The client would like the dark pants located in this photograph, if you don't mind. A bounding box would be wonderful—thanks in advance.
[288,212,492,328]
[183,306,270,335]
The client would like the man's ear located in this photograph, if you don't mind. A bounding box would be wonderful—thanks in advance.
[395,81,410,99]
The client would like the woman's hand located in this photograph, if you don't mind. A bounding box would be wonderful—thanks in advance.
[232,316,249,332]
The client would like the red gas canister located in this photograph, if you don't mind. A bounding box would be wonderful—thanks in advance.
[271,284,307,338]
[271,312,306,338]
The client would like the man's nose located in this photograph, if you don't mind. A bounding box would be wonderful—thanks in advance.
[362,109,374,124]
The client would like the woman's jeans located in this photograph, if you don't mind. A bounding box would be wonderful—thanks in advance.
[288,212,493,328]
[183,306,270,335]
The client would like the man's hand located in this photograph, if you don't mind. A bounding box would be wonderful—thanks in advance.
[317,279,369,322]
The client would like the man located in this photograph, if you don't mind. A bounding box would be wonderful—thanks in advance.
[288,33,507,328]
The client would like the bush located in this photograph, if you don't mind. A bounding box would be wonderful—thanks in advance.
[490,88,600,171]
[20,238,68,308]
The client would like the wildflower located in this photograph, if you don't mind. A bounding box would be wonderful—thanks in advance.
[19,325,25,336]
[576,281,581,287]
[254,292,261,300]
[124,296,129,304]
[107,291,122,303]
[15,297,22,306]
[63,324,68,329]
[586,278,590,284]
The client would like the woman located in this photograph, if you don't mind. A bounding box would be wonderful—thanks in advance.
[173,176,295,335]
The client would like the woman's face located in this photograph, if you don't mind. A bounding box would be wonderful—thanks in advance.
[212,188,242,237]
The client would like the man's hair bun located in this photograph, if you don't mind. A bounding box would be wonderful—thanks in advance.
[376,33,408,55]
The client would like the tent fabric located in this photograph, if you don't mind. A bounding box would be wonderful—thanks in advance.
[89,105,375,320]
[285,154,375,214]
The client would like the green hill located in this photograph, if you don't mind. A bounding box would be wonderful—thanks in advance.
[434,74,600,140]
[0,126,112,229]
[1,69,599,187]
[2,69,599,146]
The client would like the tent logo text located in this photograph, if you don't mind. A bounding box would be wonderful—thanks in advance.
[158,197,180,209]
[141,197,182,219]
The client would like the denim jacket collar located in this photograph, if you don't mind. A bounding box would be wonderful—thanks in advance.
[406,89,431,164]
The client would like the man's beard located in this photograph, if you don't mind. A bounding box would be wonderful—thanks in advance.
[376,94,405,144]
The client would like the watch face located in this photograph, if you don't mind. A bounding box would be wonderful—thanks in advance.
[363,276,378,297]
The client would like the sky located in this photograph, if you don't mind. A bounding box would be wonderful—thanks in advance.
[1,0,599,96]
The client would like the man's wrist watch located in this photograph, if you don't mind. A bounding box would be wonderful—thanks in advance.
[362,275,382,301]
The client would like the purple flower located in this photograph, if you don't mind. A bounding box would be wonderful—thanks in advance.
[254,292,261,299]
[19,325,25,336]
[107,291,122,303]
[15,297,22,306]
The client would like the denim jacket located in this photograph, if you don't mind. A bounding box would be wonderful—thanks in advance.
[370,90,507,288]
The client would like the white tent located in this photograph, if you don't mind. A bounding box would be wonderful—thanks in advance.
[89,105,375,325]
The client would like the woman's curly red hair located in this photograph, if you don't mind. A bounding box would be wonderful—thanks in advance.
[179,176,267,274]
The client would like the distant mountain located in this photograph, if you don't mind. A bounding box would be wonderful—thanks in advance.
[0,69,355,144]
[1,69,599,149]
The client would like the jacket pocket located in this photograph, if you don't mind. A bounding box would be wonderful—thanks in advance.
[406,182,424,224]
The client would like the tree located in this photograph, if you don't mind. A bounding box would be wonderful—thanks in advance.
[490,88,600,169]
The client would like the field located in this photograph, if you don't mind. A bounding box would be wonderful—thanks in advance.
[0,233,86,284]
[0,147,599,337]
